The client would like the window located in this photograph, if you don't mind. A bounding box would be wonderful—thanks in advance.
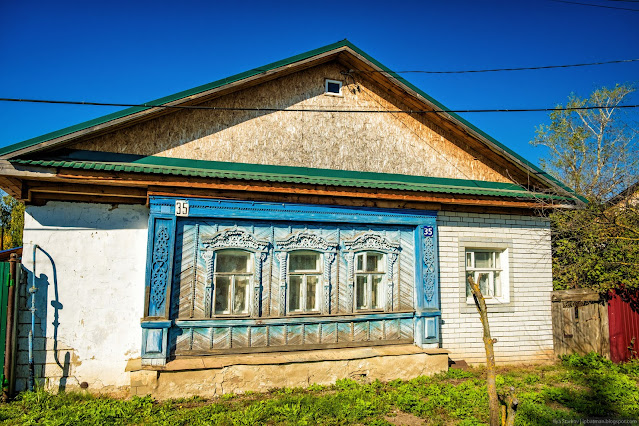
[214,250,251,315]
[325,79,342,96]
[465,249,507,303]
[288,251,321,313]
[355,252,385,310]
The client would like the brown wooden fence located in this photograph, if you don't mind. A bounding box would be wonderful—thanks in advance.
[551,289,610,358]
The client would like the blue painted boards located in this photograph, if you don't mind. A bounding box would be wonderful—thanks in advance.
[142,197,441,364]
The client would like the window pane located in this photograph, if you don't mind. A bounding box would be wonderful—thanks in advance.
[289,276,302,311]
[327,81,340,94]
[494,272,501,298]
[306,276,318,311]
[371,275,382,309]
[475,252,493,268]
[355,275,367,309]
[366,253,384,272]
[466,252,472,268]
[478,272,490,296]
[356,253,364,272]
[495,252,501,269]
[216,251,250,273]
[290,252,319,272]
[234,277,248,314]
[215,276,230,314]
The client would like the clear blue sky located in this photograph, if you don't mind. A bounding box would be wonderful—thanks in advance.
[1,0,637,166]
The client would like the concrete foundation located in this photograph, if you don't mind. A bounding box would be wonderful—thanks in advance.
[127,345,448,399]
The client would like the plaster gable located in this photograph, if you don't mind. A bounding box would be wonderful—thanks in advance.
[69,62,512,184]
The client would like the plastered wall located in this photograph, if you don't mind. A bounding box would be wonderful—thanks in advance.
[438,211,554,364]
[15,202,148,393]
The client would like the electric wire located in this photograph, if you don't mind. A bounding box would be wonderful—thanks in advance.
[1,97,638,113]
[351,58,639,74]
[548,0,639,11]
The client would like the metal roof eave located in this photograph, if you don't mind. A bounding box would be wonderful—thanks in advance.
[8,156,575,203]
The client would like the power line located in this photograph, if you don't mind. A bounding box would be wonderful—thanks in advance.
[1,97,638,113]
[350,58,639,74]
[549,0,639,11]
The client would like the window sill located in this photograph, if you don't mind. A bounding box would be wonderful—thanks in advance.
[209,314,251,319]
[287,311,322,316]
[465,297,509,306]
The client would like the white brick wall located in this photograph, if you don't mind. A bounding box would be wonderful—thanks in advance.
[438,211,554,364]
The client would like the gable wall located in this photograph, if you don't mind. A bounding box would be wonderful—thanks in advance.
[70,62,512,184]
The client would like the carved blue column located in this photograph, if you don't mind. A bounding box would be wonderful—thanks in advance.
[415,218,440,346]
[142,215,176,366]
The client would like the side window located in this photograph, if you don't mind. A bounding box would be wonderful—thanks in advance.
[288,251,321,313]
[214,250,251,315]
[355,252,385,310]
[465,249,507,302]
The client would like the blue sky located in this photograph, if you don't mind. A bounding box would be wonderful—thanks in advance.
[0,0,637,166]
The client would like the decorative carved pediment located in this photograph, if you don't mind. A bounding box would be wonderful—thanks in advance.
[276,231,338,252]
[343,233,400,253]
[201,228,269,252]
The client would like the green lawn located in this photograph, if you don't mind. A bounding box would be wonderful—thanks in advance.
[1,353,638,425]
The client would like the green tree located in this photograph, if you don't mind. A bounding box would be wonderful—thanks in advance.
[0,194,24,250]
[531,84,639,291]
[551,201,639,292]
[531,84,637,202]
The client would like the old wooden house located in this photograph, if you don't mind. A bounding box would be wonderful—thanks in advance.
[0,40,580,397]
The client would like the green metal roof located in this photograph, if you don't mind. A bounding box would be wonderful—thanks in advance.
[0,39,583,202]
[10,153,571,201]
[0,40,352,157]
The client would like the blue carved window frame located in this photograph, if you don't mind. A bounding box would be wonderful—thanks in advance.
[141,197,441,365]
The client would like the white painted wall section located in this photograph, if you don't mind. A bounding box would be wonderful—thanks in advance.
[16,202,148,393]
[437,211,554,364]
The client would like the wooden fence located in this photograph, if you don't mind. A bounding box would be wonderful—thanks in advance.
[608,289,639,363]
[551,289,610,358]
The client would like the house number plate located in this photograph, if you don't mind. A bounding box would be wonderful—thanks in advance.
[175,200,190,217]
[423,226,433,237]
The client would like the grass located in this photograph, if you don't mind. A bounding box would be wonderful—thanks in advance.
[0,353,638,425]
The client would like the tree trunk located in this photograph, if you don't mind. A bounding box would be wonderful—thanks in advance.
[467,275,500,426]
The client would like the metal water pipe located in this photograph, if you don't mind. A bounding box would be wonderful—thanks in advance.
[28,244,38,392]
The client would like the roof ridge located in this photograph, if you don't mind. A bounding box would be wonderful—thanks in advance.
[0,39,583,203]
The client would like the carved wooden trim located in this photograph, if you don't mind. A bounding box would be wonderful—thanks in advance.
[201,227,270,317]
[342,232,401,313]
[275,231,338,315]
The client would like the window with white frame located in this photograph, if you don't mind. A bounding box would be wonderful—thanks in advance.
[214,250,252,315]
[288,251,321,313]
[355,251,385,310]
[465,249,508,303]
[324,79,342,96]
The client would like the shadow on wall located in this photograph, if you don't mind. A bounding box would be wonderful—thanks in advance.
[20,246,72,392]
[25,203,148,230]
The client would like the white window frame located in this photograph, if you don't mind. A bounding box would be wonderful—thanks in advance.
[354,251,386,311]
[213,250,253,316]
[288,250,322,314]
[324,79,343,96]
[465,248,509,305]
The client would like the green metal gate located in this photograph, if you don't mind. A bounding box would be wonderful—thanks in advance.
[0,262,11,388]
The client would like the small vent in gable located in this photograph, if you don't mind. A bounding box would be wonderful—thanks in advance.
[325,79,342,96]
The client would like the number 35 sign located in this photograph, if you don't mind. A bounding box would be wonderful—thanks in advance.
[423,226,434,237]
[175,200,190,217]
